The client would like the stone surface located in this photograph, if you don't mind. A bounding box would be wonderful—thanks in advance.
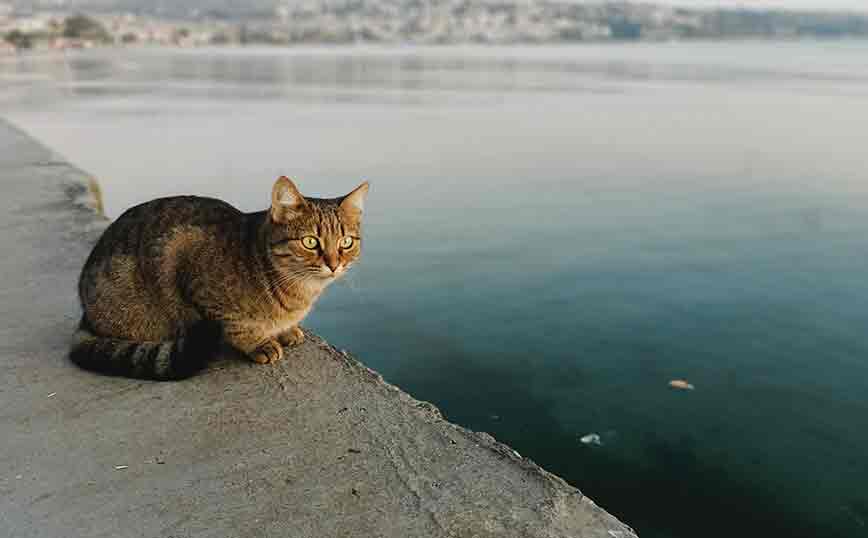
[0,118,637,538]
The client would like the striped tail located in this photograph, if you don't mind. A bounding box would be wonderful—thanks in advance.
[69,320,222,381]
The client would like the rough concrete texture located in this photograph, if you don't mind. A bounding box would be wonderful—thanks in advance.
[0,118,637,538]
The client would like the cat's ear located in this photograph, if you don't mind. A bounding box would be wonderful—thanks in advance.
[340,181,369,215]
[271,176,307,222]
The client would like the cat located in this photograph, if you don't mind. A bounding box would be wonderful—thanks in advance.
[70,176,368,380]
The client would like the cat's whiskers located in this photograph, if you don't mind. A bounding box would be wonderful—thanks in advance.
[267,271,311,295]
[258,269,309,307]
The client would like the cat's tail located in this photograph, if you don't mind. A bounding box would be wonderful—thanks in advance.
[69,319,222,381]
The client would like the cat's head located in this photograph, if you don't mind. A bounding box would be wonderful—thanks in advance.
[267,176,369,284]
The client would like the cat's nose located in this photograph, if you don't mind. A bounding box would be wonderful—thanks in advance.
[324,255,340,273]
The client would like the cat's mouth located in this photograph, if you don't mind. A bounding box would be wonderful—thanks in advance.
[316,268,341,280]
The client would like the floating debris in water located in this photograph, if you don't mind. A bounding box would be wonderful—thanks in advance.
[669,379,695,391]
[580,433,602,446]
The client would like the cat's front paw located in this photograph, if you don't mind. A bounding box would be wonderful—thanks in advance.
[251,339,284,364]
[277,326,305,347]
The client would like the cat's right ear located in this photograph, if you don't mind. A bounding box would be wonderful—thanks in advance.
[271,176,306,222]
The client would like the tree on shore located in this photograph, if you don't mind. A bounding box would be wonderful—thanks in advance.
[4,29,33,49]
[63,14,111,42]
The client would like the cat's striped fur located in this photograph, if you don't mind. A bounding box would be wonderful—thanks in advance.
[71,177,368,380]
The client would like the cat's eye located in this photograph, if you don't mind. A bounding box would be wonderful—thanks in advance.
[339,236,354,249]
[301,236,319,250]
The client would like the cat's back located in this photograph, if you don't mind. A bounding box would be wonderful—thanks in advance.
[90,195,243,256]
[80,195,249,299]
[116,195,242,233]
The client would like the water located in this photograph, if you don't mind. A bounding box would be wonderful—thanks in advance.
[3,42,868,538]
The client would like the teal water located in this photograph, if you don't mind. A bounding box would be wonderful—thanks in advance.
[2,43,867,537]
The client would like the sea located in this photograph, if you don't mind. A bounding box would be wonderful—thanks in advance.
[2,41,867,538]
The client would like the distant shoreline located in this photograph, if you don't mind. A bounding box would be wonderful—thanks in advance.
[5,3,868,52]
[4,34,868,58]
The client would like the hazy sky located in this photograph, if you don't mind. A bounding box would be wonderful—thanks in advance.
[645,1,868,11]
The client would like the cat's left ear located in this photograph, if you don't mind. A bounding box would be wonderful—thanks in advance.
[271,176,307,222]
[340,181,369,216]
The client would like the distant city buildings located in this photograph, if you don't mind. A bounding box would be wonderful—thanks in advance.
[2,0,868,51]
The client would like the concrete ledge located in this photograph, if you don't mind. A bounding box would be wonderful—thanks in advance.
[0,118,637,538]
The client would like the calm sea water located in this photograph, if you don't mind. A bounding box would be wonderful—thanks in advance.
[3,43,868,538]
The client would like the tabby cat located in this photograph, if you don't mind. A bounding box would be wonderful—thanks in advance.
[71,176,368,380]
